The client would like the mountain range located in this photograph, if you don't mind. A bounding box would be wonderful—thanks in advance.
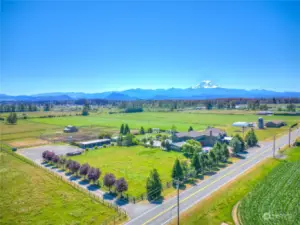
[1,81,299,101]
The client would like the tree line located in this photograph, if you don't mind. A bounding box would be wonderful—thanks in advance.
[0,104,39,113]
[42,150,128,198]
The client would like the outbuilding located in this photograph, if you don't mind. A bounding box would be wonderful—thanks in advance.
[64,125,78,133]
[79,139,111,149]
[265,121,286,128]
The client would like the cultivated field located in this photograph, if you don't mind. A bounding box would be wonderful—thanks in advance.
[0,150,119,225]
[170,146,300,225]
[239,147,300,225]
[69,146,185,197]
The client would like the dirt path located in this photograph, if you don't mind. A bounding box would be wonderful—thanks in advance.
[232,201,241,225]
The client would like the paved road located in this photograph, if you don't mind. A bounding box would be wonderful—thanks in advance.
[126,128,300,225]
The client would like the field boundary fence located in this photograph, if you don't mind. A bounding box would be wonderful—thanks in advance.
[0,143,128,225]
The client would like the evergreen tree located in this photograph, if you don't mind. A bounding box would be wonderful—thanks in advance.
[188,126,193,132]
[191,152,201,174]
[140,126,145,135]
[199,153,206,171]
[120,124,124,135]
[212,142,222,164]
[82,107,89,116]
[146,169,162,201]
[230,137,242,155]
[235,134,245,151]
[172,159,184,181]
[7,112,17,124]
[206,157,213,172]
[221,143,230,162]
[209,150,217,166]
[245,129,258,147]
[124,124,130,134]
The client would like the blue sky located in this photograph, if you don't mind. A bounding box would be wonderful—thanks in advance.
[1,0,299,95]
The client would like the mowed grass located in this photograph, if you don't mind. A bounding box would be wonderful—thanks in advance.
[70,146,185,197]
[0,151,118,225]
[169,146,300,225]
[239,159,300,225]
[0,120,60,136]
[30,112,300,140]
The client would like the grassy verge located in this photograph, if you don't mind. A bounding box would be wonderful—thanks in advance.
[170,158,281,225]
[0,146,123,225]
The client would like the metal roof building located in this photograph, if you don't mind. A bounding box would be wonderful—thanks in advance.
[79,139,111,149]
[232,122,250,127]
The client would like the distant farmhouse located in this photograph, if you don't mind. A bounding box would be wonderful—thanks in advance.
[64,125,78,133]
[171,127,226,149]
[265,120,286,128]
[257,111,273,115]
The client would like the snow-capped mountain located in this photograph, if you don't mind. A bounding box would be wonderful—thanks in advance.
[1,81,300,101]
[191,80,219,89]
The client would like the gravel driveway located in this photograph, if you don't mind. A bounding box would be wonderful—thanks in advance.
[18,145,83,162]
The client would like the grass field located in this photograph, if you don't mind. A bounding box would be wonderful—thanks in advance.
[0,150,119,225]
[29,112,299,141]
[69,146,185,197]
[239,147,300,225]
[170,146,300,225]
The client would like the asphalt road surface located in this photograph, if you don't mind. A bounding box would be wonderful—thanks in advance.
[126,128,300,225]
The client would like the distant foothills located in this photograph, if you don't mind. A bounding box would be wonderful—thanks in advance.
[1,81,300,102]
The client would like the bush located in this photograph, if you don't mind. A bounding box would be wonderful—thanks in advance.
[103,144,107,148]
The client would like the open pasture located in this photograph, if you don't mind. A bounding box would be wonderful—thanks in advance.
[30,112,300,140]
[70,145,185,197]
[0,150,118,225]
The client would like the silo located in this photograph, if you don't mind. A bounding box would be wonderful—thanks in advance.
[258,117,264,129]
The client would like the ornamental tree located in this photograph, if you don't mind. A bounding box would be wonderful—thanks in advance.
[115,178,128,197]
[103,173,116,192]
[79,163,90,179]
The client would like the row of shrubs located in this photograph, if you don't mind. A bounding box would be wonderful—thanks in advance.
[42,150,129,197]
[38,114,82,118]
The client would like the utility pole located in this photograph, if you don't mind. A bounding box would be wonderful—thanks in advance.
[176,180,180,225]
[242,126,245,138]
[288,128,291,147]
[273,135,276,158]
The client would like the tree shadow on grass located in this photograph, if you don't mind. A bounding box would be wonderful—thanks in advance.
[44,164,52,167]
[235,154,246,159]
[103,192,117,200]
[87,184,100,191]
[115,197,129,206]
[79,179,89,185]
[69,175,81,181]
[65,171,73,176]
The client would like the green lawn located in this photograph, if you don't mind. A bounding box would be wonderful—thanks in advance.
[29,112,299,141]
[170,146,300,225]
[0,150,120,225]
[70,146,185,197]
